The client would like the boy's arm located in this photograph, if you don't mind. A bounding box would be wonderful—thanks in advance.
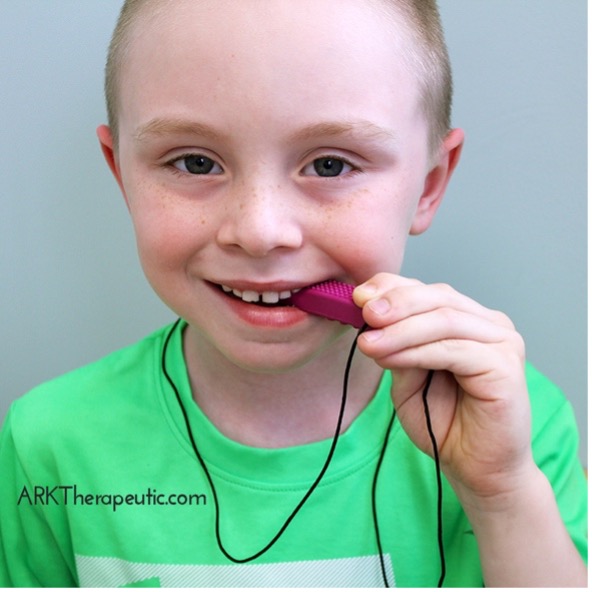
[354,273,587,587]
[459,466,585,587]
[0,406,77,587]
[463,374,587,587]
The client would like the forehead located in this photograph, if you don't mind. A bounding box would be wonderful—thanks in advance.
[118,0,423,138]
[129,0,406,45]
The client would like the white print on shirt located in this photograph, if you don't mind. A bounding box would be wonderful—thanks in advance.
[75,553,395,587]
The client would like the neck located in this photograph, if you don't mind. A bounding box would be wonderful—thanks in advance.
[182,325,382,448]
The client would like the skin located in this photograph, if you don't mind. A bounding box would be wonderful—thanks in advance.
[97,0,586,586]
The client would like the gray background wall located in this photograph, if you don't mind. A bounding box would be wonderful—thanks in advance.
[1,1,587,463]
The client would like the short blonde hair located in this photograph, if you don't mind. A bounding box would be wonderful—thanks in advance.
[378,0,453,153]
[104,0,452,154]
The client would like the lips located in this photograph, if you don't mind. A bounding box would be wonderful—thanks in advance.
[207,281,310,327]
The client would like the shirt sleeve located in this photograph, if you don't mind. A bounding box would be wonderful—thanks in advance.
[526,363,588,563]
[0,404,78,587]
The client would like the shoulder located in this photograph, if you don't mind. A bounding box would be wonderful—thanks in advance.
[524,365,587,561]
[524,362,575,434]
[3,324,173,452]
[524,362,583,472]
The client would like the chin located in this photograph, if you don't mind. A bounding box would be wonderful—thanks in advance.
[221,341,324,375]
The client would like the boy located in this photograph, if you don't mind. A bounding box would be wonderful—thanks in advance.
[0,0,587,587]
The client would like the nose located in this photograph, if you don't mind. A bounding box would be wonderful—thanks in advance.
[216,179,303,257]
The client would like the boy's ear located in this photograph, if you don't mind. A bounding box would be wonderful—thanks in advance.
[96,125,129,205]
[409,128,464,235]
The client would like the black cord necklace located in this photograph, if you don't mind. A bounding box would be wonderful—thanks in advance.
[161,318,365,563]
[161,318,445,586]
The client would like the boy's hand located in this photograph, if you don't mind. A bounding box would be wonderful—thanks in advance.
[353,272,538,507]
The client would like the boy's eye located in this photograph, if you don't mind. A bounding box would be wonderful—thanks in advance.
[171,154,223,175]
[303,157,354,178]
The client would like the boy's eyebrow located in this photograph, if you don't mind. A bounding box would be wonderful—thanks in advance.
[133,118,228,143]
[287,121,397,144]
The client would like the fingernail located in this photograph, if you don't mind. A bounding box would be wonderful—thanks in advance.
[355,282,378,296]
[361,329,384,343]
[369,298,390,315]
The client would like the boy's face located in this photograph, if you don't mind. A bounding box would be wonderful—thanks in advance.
[100,0,460,371]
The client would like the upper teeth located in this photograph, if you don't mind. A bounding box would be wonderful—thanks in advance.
[221,285,300,304]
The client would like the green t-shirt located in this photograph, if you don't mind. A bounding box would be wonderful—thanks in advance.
[0,321,587,587]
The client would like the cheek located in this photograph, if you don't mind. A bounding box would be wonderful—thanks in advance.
[318,186,418,280]
[126,187,212,276]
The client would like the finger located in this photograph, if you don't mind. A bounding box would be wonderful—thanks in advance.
[366,336,505,374]
[359,307,513,355]
[367,338,525,398]
[358,315,525,381]
[353,273,422,306]
[360,282,515,331]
